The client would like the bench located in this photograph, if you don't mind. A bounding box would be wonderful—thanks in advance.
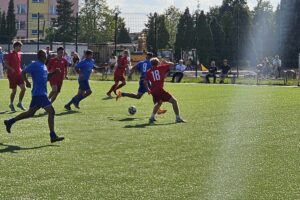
[199,71,237,84]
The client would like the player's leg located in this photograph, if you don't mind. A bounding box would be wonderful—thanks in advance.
[117,80,144,100]
[9,87,17,112]
[49,84,58,103]
[168,96,186,123]
[149,101,162,124]
[178,72,184,82]
[4,106,39,133]
[107,80,119,97]
[17,84,26,109]
[205,74,210,83]
[115,79,126,91]
[44,105,64,143]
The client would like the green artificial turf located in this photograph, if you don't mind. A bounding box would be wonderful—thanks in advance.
[0,79,300,199]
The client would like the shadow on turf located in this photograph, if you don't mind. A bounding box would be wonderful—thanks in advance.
[0,111,8,114]
[102,96,115,100]
[56,110,80,116]
[108,117,142,122]
[0,143,59,154]
[123,122,176,128]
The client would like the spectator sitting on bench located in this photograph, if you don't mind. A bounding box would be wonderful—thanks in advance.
[206,60,218,83]
[219,59,231,84]
[171,59,186,83]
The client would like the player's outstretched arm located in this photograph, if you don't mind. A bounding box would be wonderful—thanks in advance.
[128,64,137,79]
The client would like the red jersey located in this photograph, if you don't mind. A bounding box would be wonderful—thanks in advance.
[114,56,128,76]
[145,64,170,92]
[6,51,22,76]
[47,57,68,82]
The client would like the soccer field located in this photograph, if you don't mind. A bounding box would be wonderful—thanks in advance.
[0,80,300,199]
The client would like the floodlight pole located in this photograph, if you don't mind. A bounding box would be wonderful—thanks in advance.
[114,12,118,55]
[37,12,40,51]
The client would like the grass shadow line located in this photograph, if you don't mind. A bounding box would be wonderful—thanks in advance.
[0,143,59,154]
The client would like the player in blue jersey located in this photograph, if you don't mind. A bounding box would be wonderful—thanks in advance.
[64,50,95,110]
[4,50,64,143]
[116,52,166,114]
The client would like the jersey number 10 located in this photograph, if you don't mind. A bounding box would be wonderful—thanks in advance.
[151,70,161,81]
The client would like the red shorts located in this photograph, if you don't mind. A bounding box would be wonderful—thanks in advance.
[50,80,63,93]
[151,88,172,103]
[114,74,125,82]
[8,74,24,89]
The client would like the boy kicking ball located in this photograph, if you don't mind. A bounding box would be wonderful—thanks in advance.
[144,57,186,124]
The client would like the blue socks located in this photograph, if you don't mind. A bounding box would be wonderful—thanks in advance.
[50,131,57,139]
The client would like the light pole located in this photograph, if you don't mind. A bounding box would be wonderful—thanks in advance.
[154,13,157,56]
[114,9,120,55]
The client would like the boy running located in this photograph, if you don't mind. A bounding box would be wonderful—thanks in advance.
[4,50,64,143]
[4,41,26,111]
[106,50,129,97]
[144,58,186,124]
[64,50,95,110]
[47,47,68,103]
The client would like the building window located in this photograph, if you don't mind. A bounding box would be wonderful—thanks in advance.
[17,4,27,14]
[49,5,57,15]
[32,0,44,3]
[32,30,43,35]
[16,21,26,30]
[32,13,44,19]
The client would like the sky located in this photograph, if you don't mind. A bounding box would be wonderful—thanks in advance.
[106,0,281,32]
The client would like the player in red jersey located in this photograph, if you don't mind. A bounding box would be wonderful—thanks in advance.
[144,57,186,124]
[47,47,68,103]
[4,41,26,112]
[106,50,129,97]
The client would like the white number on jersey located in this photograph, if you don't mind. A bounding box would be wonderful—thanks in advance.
[151,70,160,81]
[143,63,148,72]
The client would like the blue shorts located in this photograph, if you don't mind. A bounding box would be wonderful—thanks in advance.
[78,80,91,91]
[138,80,147,94]
[30,95,52,109]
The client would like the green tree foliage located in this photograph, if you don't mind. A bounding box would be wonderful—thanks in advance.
[194,10,213,65]
[6,0,17,43]
[117,21,131,44]
[174,8,194,59]
[79,0,115,43]
[0,11,7,43]
[146,13,170,54]
[55,0,76,43]
[164,6,181,48]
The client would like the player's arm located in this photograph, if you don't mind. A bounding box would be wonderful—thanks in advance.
[128,64,137,79]
[4,57,15,73]
[21,70,31,88]
[48,69,60,80]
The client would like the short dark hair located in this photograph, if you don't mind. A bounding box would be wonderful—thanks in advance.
[37,50,46,60]
[85,49,93,56]
[57,47,64,52]
[13,41,23,48]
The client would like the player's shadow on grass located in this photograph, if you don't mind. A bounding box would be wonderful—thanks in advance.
[0,111,8,114]
[56,110,80,116]
[124,122,176,129]
[0,143,59,154]
[102,96,114,100]
[108,117,144,122]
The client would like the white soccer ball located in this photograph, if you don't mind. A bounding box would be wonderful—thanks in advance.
[128,106,137,115]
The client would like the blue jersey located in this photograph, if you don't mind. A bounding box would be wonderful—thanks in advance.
[76,58,95,80]
[23,60,48,96]
[137,59,151,80]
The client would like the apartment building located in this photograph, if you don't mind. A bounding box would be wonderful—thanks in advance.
[0,0,78,41]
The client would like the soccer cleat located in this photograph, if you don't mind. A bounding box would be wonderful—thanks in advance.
[64,104,71,111]
[17,102,26,111]
[106,92,112,98]
[4,120,12,133]
[176,118,187,123]
[116,91,122,101]
[50,136,65,143]
[157,108,167,115]
[73,101,80,109]
[149,117,156,125]
[9,104,16,112]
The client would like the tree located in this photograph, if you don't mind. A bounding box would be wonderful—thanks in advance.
[6,0,17,43]
[194,11,214,65]
[145,13,170,54]
[174,8,194,59]
[117,21,131,43]
[79,0,115,43]
[164,6,181,48]
[0,11,7,43]
[55,0,76,42]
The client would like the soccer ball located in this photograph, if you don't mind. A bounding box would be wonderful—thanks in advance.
[128,106,137,115]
